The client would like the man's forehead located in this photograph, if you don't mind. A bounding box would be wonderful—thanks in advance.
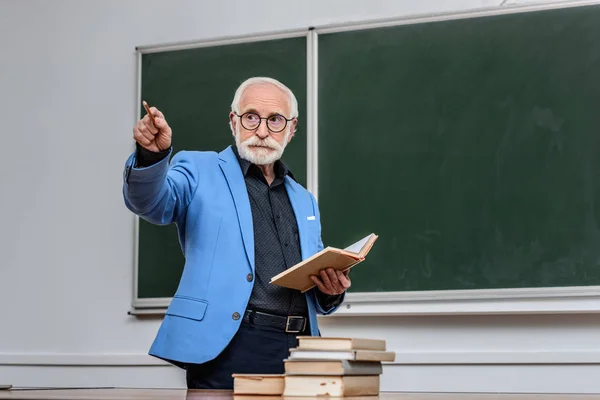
[239,84,290,112]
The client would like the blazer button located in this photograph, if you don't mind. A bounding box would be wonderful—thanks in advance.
[246,273,253,282]
[232,312,240,320]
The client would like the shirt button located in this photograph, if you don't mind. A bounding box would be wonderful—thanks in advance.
[246,273,253,282]
[232,312,240,320]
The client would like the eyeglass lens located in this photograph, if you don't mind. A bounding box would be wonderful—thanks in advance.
[241,112,287,132]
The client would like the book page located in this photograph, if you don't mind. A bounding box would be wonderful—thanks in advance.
[343,234,373,254]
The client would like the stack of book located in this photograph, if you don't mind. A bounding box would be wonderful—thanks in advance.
[232,336,395,397]
[283,336,394,397]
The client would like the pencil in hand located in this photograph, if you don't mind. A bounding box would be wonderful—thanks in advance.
[134,101,172,152]
[142,100,157,127]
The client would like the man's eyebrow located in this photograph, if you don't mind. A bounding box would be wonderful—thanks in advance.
[241,107,286,116]
[241,107,259,114]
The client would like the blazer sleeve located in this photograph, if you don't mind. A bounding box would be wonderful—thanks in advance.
[307,192,346,315]
[122,148,199,226]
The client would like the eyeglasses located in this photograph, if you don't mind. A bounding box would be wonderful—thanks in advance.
[235,112,293,133]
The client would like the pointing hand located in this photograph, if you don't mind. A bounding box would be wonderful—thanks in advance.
[133,103,172,152]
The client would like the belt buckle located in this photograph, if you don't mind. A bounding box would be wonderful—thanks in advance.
[285,316,306,333]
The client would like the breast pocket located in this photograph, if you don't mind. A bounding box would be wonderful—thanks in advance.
[305,220,322,252]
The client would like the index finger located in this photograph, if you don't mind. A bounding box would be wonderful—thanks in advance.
[311,275,328,293]
[319,269,333,290]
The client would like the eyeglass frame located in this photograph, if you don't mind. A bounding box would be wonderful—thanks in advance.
[234,111,295,133]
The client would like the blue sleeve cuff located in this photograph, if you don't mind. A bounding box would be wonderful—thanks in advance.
[316,291,343,309]
[314,289,346,315]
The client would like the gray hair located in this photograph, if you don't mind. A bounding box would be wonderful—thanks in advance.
[230,76,299,120]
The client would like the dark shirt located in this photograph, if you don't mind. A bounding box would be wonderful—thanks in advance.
[134,143,342,316]
[231,145,307,316]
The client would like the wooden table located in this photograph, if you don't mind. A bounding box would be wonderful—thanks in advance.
[1,389,600,400]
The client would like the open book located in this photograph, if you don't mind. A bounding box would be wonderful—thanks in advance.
[269,233,378,292]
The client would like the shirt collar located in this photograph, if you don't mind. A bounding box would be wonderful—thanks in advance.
[231,144,295,181]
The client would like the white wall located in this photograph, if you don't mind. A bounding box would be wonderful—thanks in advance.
[1,0,599,394]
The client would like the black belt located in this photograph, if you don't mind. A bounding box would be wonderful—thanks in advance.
[243,309,308,333]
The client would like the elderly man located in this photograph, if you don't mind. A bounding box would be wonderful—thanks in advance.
[122,77,350,389]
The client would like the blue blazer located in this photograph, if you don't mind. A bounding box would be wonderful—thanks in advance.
[122,145,344,366]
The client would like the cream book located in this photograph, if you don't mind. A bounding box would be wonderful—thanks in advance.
[297,337,386,351]
[284,359,383,376]
[288,349,395,362]
[283,375,380,397]
[232,374,284,395]
[270,233,378,292]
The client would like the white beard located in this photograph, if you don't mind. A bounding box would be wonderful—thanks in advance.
[235,124,290,165]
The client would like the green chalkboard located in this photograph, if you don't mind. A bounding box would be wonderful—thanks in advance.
[318,5,600,292]
[137,36,307,299]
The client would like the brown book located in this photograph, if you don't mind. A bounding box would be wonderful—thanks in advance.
[232,374,284,395]
[283,375,380,397]
[270,233,378,292]
[288,349,395,363]
[284,359,383,376]
[297,337,386,351]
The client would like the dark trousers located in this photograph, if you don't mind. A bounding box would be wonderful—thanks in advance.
[186,318,308,389]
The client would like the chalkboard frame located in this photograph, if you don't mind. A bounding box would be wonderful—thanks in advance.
[308,0,600,317]
[129,0,600,315]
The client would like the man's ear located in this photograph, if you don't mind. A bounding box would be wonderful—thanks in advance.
[287,118,298,143]
[229,112,237,136]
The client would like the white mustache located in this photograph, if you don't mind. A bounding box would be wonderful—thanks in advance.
[235,122,288,165]
[243,136,281,150]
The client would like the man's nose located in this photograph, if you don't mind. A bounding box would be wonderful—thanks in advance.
[255,122,270,139]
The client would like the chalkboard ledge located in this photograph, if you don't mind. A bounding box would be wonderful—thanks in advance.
[325,286,600,317]
[128,308,165,317]
[128,286,600,317]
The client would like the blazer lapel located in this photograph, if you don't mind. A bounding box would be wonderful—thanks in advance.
[218,146,255,271]
[285,177,310,261]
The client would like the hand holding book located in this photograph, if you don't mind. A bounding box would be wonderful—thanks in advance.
[310,268,351,295]
[270,233,378,292]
